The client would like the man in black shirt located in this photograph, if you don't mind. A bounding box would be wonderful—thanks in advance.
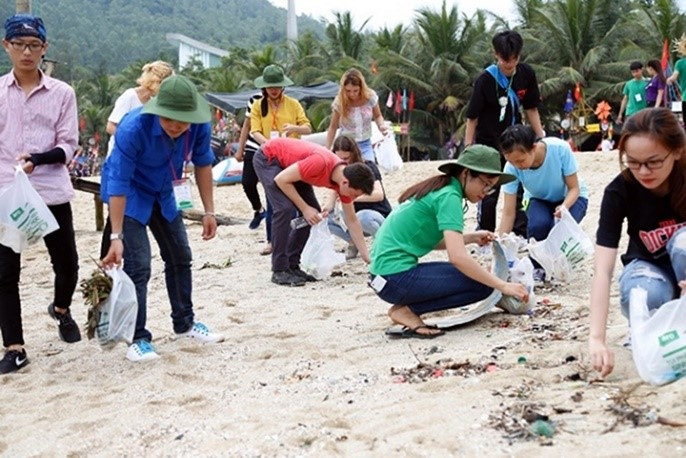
[465,30,545,236]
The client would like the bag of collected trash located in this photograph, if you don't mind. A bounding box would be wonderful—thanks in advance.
[497,256,536,314]
[374,134,403,174]
[300,220,346,280]
[0,167,59,253]
[630,287,686,385]
[83,268,137,348]
[499,233,528,268]
[528,206,593,282]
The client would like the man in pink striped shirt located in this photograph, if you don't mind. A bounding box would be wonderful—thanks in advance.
[0,14,81,374]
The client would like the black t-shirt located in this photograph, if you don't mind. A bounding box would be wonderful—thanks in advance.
[466,62,541,148]
[596,173,685,266]
[354,161,392,217]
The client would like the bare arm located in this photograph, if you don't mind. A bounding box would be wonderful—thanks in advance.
[195,164,217,241]
[524,108,545,138]
[274,164,321,224]
[589,245,618,378]
[497,193,518,234]
[325,110,341,150]
[667,70,679,85]
[106,121,117,136]
[372,103,388,135]
[444,231,528,300]
[235,117,251,161]
[655,89,664,108]
[557,173,581,217]
[464,118,478,145]
[101,195,126,267]
[342,201,370,263]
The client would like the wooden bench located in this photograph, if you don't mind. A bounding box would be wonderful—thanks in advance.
[70,177,242,230]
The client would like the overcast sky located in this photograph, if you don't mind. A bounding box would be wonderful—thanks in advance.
[269,0,686,31]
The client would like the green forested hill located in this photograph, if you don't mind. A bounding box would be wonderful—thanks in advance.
[0,0,324,72]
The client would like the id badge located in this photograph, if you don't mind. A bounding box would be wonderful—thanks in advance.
[172,179,194,210]
[634,93,642,102]
[270,131,280,139]
[369,275,387,293]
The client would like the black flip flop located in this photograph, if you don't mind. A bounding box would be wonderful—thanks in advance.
[385,324,445,339]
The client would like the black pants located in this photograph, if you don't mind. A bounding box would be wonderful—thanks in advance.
[252,149,320,272]
[0,202,79,347]
[242,149,263,212]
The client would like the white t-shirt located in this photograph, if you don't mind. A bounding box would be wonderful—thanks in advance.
[107,88,144,156]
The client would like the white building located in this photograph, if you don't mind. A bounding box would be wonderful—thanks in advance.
[166,33,229,69]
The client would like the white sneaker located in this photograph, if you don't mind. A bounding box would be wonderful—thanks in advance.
[126,340,160,362]
[175,322,224,343]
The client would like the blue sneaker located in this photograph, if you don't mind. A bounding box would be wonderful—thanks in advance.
[248,210,265,230]
[126,340,159,362]
[175,322,224,343]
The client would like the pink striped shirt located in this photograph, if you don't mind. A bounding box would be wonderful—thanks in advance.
[0,70,78,205]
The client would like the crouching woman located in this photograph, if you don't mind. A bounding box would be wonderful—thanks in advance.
[368,145,530,338]
[589,108,686,378]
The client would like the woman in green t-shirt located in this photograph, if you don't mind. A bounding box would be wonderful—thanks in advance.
[369,145,530,338]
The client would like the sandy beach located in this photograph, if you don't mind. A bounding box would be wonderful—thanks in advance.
[1,151,685,457]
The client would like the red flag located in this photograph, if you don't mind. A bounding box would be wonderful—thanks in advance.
[662,38,670,70]
[394,89,402,114]
[371,60,378,75]
[409,91,415,111]
[573,83,582,102]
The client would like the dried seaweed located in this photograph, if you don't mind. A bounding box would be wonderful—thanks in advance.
[79,267,112,340]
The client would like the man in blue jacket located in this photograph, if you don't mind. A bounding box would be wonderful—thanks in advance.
[101,75,223,362]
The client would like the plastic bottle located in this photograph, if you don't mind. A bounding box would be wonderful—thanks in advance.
[290,216,309,230]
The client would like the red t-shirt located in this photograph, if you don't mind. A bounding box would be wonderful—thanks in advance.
[262,138,352,203]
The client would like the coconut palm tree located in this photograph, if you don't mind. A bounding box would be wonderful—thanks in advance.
[325,11,370,61]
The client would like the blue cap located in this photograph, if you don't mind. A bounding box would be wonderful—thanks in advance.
[4,14,46,42]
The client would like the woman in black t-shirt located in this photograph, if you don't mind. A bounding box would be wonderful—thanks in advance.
[324,135,392,260]
[589,108,686,378]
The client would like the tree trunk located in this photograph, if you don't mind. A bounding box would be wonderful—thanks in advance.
[16,0,31,14]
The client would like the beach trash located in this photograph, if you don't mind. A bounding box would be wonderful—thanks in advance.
[300,220,345,280]
[497,256,536,315]
[530,420,555,438]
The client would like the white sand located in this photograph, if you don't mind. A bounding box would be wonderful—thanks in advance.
[1,151,685,456]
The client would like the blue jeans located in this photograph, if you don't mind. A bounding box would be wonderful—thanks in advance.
[123,206,195,342]
[619,226,686,319]
[357,139,374,162]
[370,262,492,315]
[328,209,385,242]
[526,197,588,241]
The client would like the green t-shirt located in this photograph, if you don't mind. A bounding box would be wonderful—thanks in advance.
[623,78,647,116]
[369,177,464,276]
[675,58,686,101]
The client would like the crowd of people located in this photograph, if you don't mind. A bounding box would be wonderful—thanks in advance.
[0,13,684,384]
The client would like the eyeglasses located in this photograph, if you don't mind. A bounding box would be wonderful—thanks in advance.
[621,152,671,171]
[476,175,497,195]
[9,41,44,52]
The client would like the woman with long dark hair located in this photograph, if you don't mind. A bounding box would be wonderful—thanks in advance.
[369,145,529,338]
[645,59,667,108]
[589,108,686,378]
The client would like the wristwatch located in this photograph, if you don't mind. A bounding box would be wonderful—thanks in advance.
[110,232,124,241]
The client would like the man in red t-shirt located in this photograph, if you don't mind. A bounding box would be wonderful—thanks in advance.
[254,138,374,286]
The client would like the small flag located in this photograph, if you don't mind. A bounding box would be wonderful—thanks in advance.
[574,83,582,102]
[662,38,670,71]
[395,89,402,114]
[216,108,222,120]
[371,60,378,75]
[402,89,407,111]
[409,91,415,111]
[386,91,393,108]
[564,90,574,113]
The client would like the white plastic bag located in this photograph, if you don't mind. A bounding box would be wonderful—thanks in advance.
[630,287,686,385]
[497,256,536,314]
[300,220,345,280]
[96,268,138,347]
[528,206,593,282]
[0,167,59,253]
[374,134,403,174]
